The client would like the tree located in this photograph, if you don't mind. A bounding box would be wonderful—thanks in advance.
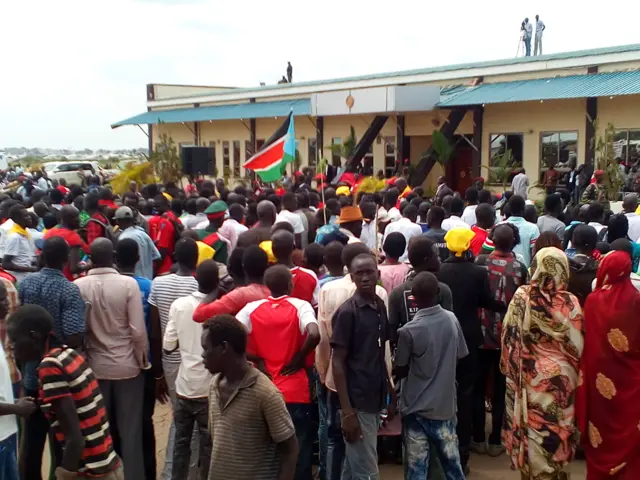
[148,133,182,185]
[594,121,625,201]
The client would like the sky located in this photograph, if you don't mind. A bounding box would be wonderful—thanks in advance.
[2,0,639,150]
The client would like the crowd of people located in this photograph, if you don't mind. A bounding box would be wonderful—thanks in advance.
[0,167,639,480]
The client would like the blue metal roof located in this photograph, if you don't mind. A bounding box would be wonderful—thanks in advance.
[111,99,310,128]
[436,71,640,107]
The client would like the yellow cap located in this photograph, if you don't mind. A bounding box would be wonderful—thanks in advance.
[259,240,277,264]
[444,228,476,257]
[336,186,351,197]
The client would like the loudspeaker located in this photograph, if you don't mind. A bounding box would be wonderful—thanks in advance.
[181,147,214,176]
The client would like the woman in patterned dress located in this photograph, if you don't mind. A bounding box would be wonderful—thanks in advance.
[501,246,584,479]
[576,250,640,479]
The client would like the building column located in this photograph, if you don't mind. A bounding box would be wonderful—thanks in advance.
[472,107,484,179]
[316,116,324,166]
[396,115,405,164]
[146,85,154,153]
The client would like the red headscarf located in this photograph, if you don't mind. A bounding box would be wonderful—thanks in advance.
[576,251,640,478]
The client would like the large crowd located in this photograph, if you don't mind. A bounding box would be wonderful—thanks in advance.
[0,166,639,480]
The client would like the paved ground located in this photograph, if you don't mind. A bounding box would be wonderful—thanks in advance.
[150,403,587,479]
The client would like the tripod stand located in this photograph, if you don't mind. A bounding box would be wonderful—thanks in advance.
[515,31,525,57]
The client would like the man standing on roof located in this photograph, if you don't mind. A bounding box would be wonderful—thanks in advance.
[534,15,545,55]
[523,18,532,56]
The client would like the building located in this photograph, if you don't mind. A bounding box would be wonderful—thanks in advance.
[112,43,640,194]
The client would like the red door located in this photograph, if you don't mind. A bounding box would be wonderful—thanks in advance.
[448,146,473,194]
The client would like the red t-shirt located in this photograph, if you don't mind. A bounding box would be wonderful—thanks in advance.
[236,296,317,404]
[470,225,489,257]
[192,284,270,323]
[43,227,89,280]
[290,266,319,306]
[148,214,176,275]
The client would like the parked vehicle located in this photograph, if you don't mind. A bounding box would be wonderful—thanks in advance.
[48,161,115,186]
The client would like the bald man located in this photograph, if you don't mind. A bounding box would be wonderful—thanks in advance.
[237,200,277,248]
[75,237,148,480]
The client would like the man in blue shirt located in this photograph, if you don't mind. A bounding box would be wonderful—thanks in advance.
[18,236,86,479]
[115,206,160,279]
[503,195,540,268]
[116,237,159,480]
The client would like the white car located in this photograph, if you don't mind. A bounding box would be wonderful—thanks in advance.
[48,161,114,186]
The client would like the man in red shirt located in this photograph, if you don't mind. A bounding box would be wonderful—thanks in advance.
[272,229,319,306]
[148,195,177,276]
[83,193,110,245]
[193,245,269,322]
[236,264,320,480]
[469,203,496,257]
[43,206,89,280]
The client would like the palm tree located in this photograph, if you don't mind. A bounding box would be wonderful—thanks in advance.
[327,126,357,167]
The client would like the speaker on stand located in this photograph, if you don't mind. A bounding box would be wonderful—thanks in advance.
[181,146,215,176]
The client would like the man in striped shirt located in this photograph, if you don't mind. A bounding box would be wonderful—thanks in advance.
[7,305,123,480]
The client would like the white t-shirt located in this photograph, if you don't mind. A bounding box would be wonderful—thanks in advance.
[461,205,478,226]
[383,217,423,262]
[525,22,533,38]
[0,342,18,442]
[276,210,304,234]
[442,215,472,232]
[0,220,14,258]
[4,232,36,283]
[536,20,545,35]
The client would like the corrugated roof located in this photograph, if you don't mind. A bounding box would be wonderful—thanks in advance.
[436,71,640,107]
[111,99,310,128]
[151,43,640,102]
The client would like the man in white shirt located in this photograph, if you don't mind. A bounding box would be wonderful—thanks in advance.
[461,187,479,226]
[276,192,306,247]
[534,15,545,56]
[511,168,530,199]
[523,17,533,56]
[163,260,216,480]
[383,204,422,262]
[2,205,37,283]
[587,202,607,237]
[442,197,471,232]
[622,194,640,242]
[226,204,249,237]
[383,191,401,222]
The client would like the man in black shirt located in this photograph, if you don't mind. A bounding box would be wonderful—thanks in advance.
[331,253,395,480]
[424,206,449,263]
[437,228,506,475]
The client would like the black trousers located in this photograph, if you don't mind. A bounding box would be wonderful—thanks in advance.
[472,349,506,446]
[456,347,477,468]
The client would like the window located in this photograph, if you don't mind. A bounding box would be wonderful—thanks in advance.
[208,142,218,176]
[331,137,341,166]
[614,130,640,163]
[222,141,230,176]
[384,136,396,177]
[233,140,241,177]
[308,138,317,166]
[244,140,253,177]
[488,134,524,184]
[540,131,578,182]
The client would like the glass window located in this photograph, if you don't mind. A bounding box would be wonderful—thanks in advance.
[233,140,241,177]
[539,131,578,182]
[487,133,524,184]
[222,141,230,177]
[331,137,341,166]
[614,129,640,163]
[308,138,317,166]
[384,136,396,177]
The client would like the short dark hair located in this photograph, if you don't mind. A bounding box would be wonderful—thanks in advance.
[203,314,247,355]
[411,271,439,303]
[508,195,526,217]
[196,260,219,292]
[174,238,199,268]
[323,241,344,269]
[450,197,464,216]
[475,203,495,228]
[341,243,372,271]
[42,236,70,268]
[588,202,604,223]
[49,188,64,205]
[572,224,598,251]
[611,238,634,258]
[403,204,418,221]
[465,187,479,204]
[607,213,629,242]
[8,204,25,223]
[407,236,436,269]
[264,264,292,295]
[42,212,57,230]
[116,238,140,269]
[544,193,562,215]
[478,190,493,205]
[383,232,406,260]
[184,198,198,215]
[427,206,445,225]
[7,304,54,340]
[304,243,325,270]
[229,204,245,223]
[242,245,269,280]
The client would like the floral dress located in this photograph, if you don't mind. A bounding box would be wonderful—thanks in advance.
[500,247,584,480]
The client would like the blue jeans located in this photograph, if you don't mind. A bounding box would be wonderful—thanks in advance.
[316,382,328,480]
[524,37,531,56]
[341,411,380,480]
[325,391,345,480]
[287,403,314,480]
[0,434,19,480]
[403,414,465,480]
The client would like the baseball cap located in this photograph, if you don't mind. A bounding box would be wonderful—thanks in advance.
[114,206,134,220]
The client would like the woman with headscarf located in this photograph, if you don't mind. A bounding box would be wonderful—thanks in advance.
[501,247,584,480]
[576,251,640,479]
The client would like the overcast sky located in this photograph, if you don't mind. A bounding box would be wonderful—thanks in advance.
[2,0,639,150]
